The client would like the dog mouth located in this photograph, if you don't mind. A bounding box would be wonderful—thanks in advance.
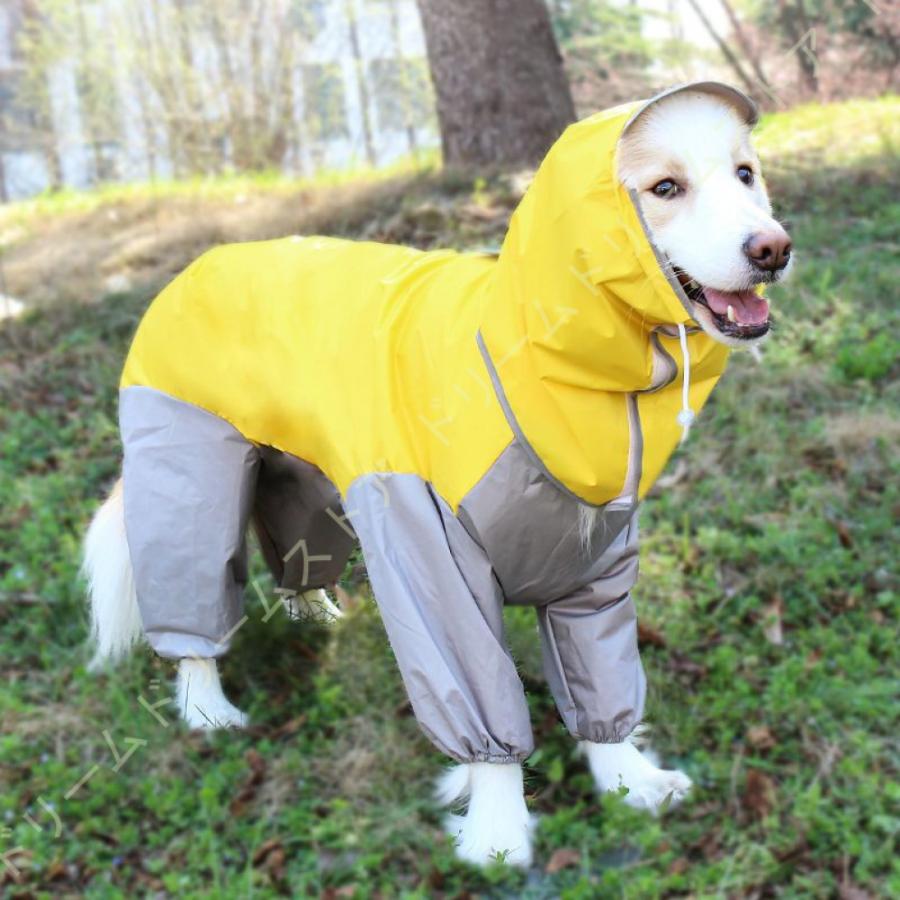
[674,268,770,340]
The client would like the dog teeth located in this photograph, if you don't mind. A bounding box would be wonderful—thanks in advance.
[727,304,736,323]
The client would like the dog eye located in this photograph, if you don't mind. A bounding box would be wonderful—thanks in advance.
[737,165,754,185]
[651,179,680,199]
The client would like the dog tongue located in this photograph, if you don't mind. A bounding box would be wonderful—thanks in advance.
[703,287,769,325]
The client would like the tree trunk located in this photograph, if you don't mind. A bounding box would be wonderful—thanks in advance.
[416,0,575,169]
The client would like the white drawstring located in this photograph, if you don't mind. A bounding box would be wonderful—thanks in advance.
[676,322,695,444]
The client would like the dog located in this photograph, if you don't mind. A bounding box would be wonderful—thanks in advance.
[83,82,792,867]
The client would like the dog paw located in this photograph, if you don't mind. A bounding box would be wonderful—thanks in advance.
[619,766,692,814]
[584,738,692,815]
[444,812,534,868]
[175,658,248,730]
[435,764,472,807]
[181,698,249,730]
[437,762,534,867]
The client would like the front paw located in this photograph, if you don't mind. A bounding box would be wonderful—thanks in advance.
[181,699,249,730]
[436,762,534,867]
[444,811,535,868]
[619,766,692,813]
[584,739,692,815]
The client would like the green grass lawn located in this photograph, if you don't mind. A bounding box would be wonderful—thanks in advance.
[0,97,898,898]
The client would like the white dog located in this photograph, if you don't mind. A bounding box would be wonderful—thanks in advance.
[83,85,791,867]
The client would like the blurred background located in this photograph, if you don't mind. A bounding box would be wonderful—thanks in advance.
[0,0,896,202]
[0,1,897,897]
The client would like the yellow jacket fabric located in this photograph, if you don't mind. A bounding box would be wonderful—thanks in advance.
[121,83,757,512]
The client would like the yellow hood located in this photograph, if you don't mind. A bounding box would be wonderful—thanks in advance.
[479,81,758,504]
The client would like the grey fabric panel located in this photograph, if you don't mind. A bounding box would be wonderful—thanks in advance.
[458,440,636,604]
[253,446,355,592]
[536,514,645,743]
[346,473,534,763]
[120,386,259,659]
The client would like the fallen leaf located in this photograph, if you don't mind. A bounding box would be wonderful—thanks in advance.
[45,860,68,881]
[252,838,283,867]
[746,725,776,750]
[743,769,777,819]
[230,749,268,815]
[668,656,708,678]
[271,714,307,739]
[545,847,581,873]
[638,622,667,648]
[246,748,266,777]
[831,519,854,549]
[773,838,809,863]
[264,845,286,882]
[667,856,689,875]
[804,648,822,670]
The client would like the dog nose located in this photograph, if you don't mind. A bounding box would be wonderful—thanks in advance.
[744,230,792,271]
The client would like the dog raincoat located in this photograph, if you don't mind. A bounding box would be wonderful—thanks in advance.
[119,82,756,762]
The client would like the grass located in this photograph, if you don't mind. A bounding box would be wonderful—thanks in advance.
[0,96,898,897]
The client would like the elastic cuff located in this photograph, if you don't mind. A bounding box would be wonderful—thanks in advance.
[446,750,532,764]
[577,725,639,745]
[147,632,231,660]
[471,752,529,764]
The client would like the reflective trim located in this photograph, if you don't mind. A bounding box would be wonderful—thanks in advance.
[476,330,588,506]
[617,394,643,509]
[629,187,697,320]
[476,330,644,512]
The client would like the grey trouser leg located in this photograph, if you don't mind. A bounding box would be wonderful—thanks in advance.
[119,386,259,659]
[346,474,535,763]
[537,514,646,743]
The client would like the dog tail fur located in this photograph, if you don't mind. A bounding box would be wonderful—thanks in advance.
[83,478,143,670]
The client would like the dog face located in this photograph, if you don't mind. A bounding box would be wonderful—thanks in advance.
[617,92,793,346]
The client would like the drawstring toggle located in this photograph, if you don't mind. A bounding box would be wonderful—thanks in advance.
[676,322,695,444]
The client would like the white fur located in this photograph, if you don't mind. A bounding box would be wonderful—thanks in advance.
[437,763,535,867]
[582,733,692,813]
[176,658,247,729]
[577,504,599,551]
[83,480,143,670]
[616,91,793,347]
[83,480,248,728]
